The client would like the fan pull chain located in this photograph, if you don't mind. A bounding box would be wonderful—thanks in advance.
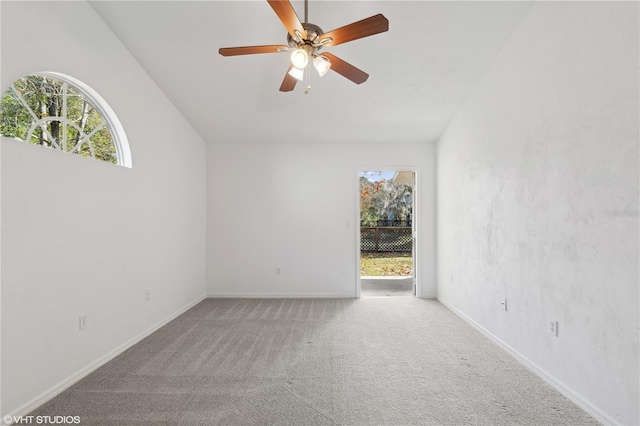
[304,65,311,94]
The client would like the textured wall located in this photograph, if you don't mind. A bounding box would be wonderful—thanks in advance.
[207,142,436,298]
[1,1,207,416]
[437,2,639,424]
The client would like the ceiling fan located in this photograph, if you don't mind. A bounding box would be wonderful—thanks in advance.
[219,0,389,93]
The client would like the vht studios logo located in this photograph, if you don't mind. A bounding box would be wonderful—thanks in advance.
[604,208,640,217]
[3,415,80,425]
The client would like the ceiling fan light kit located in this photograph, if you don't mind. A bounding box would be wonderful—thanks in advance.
[287,65,305,81]
[218,0,389,93]
[290,47,310,69]
[313,55,331,77]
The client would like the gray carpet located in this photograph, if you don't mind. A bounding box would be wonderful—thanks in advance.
[31,298,598,425]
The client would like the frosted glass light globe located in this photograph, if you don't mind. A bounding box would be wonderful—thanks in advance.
[290,49,309,69]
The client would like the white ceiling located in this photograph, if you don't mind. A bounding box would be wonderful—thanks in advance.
[90,1,532,145]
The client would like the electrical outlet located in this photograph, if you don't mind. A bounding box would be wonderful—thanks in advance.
[145,290,150,302]
[79,314,87,331]
[500,297,507,311]
[550,321,558,337]
[276,267,281,275]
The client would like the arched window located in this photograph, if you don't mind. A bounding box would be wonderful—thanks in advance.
[0,72,131,167]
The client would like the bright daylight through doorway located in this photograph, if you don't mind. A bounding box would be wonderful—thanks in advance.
[359,170,415,297]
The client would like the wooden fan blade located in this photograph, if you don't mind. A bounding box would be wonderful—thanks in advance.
[219,45,289,56]
[280,65,298,92]
[322,53,369,84]
[267,0,306,40]
[320,14,389,48]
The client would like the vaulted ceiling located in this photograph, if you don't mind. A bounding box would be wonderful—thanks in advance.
[90,1,532,145]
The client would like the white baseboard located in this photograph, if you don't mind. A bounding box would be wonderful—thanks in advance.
[3,294,207,425]
[206,293,355,299]
[437,297,619,426]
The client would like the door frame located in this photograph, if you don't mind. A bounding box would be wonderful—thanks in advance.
[355,167,420,298]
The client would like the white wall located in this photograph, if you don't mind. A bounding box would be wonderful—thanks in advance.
[437,2,638,424]
[207,142,436,298]
[1,1,207,417]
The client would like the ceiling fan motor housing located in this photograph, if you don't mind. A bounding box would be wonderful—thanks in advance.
[287,22,325,50]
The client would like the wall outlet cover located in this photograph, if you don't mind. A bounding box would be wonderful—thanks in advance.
[500,297,507,311]
[79,314,87,331]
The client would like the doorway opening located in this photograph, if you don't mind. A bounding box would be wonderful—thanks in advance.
[358,170,416,297]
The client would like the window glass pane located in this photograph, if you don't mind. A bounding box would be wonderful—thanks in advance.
[1,74,122,166]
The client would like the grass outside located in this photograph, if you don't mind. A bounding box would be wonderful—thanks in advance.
[360,252,413,277]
